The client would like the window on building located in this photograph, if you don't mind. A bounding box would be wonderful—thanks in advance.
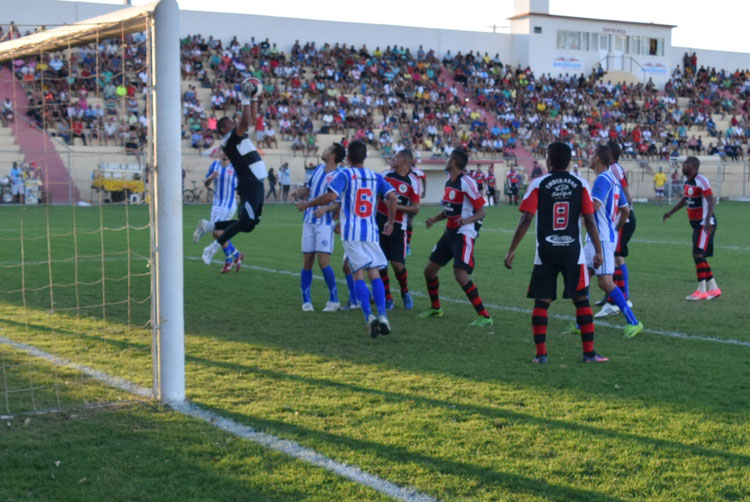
[556,30,581,50]
[534,26,542,34]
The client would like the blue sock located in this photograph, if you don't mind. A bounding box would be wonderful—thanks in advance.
[301,268,313,304]
[371,277,386,316]
[222,244,233,263]
[610,287,638,325]
[322,265,338,303]
[355,279,371,319]
[345,273,357,304]
[620,263,630,298]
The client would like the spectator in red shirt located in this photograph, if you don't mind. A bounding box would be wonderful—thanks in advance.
[71,119,86,146]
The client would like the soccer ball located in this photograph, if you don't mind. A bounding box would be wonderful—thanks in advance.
[241,77,263,99]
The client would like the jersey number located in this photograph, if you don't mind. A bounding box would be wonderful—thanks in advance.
[553,202,569,230]
[354,188,373,217]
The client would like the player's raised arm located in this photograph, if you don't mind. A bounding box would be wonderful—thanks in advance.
[236,78,262,137]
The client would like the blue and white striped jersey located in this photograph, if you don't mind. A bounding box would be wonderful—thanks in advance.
[205,160,237,211]
[589,170,627,244]
[303,163,343,225]
[327,166,395,242]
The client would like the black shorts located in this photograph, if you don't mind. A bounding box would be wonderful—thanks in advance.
[615,209,636,257]
[379,225,407,264]
[691,217,716,258]
[486,187,496,197]
[429,230,476,273]
[477,183,484,192]
[508,184,518,196]
[527,262,589,301]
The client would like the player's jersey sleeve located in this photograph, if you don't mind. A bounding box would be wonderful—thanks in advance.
[409,175,421,204]
[580,179,595,215]
[376,173,395,197]
[327,169,348,196]
[461,176,485,210]
[205,161,217,179]
[697,175,713,196]
[519,178,540,214]
[591,175,611,205]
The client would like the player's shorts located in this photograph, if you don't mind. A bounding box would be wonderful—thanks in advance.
[302,222,335,254]
[343,240,387,272]
[508,184,518,196]
[487,187,496,197]
[584,239,616,275]
[615,210,636,257]
[655,188,665,196]
[11,181,24,195]
[379,225,406,264]
[237,183,264,232]
[210,205,236,223]
[428,230,476,273]
[527,262,589,301]
[691,217,716,258]
[477,183,484,192]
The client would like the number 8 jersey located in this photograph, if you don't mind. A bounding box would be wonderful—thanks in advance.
[519,171,595,265]
[328,167,395,242]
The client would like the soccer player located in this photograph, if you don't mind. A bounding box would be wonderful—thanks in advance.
[194,84,267,265]
[584,145,644,338]
[297,140,398,337]
[506,166,521,205]
[405,164,426,256]
[418,149,493,326]
[377,149,421,310]
[596,142,635,316]
[486,164,497,206]
[193,152,241,273]
[504,142,608,363]
[662,156,721,300]
[474,165,485,198]
[294,143,347,312]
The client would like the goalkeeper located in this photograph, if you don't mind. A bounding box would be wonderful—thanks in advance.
[195,78,268,265]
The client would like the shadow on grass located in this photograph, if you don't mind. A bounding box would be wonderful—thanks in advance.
[3,316,747,470]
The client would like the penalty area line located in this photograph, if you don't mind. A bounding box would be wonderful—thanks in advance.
[0,335,440,502]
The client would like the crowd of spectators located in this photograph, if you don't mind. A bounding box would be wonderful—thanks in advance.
[5,21,750,167]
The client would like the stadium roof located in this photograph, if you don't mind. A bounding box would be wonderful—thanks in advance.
[0,1,159,62]
[508,12,676,29]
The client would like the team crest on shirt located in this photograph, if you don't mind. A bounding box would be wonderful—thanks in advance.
[448,190,456,200]
[398,184,408,194]
[687,187,694,196]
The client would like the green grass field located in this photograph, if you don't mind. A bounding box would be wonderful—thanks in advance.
[1,201,749,501]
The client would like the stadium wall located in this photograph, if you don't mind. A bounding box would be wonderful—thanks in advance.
[4,0,512,60]
[670,47,750,73]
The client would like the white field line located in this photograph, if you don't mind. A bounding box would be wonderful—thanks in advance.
[228,260,750,349]
[0,335,439,502]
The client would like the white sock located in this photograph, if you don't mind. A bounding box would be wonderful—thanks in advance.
[697,280,707,293]
[707,278,718,291]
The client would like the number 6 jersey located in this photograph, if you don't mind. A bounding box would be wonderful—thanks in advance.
[327,167,395,242]
[519,171,595,265]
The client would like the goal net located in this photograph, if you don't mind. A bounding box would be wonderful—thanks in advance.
[0,0,184,417]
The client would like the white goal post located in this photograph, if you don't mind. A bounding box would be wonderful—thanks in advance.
[0,0,185,403]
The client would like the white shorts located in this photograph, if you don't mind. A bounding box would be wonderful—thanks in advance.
[302,222,335,254]
[11,181,24,195]
[342,240,387,273]
[210,205,236,223]
[584,239,616,276]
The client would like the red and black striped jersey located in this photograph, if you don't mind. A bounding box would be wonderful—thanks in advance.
[520,171,594,266]
[684,175,713,221]
[442,173,485,239]
[377,170,421,226]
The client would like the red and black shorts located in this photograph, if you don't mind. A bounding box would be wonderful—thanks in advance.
[615,209,636,257]
[691,216,716,258]
[527,262,589,301]
[429,230,476,273]
[379,224,407,264]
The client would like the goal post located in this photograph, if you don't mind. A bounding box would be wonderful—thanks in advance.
[153,0,185,403]
[0,0,185,405]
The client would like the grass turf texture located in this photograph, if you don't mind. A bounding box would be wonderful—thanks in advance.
[1,201,749,501]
